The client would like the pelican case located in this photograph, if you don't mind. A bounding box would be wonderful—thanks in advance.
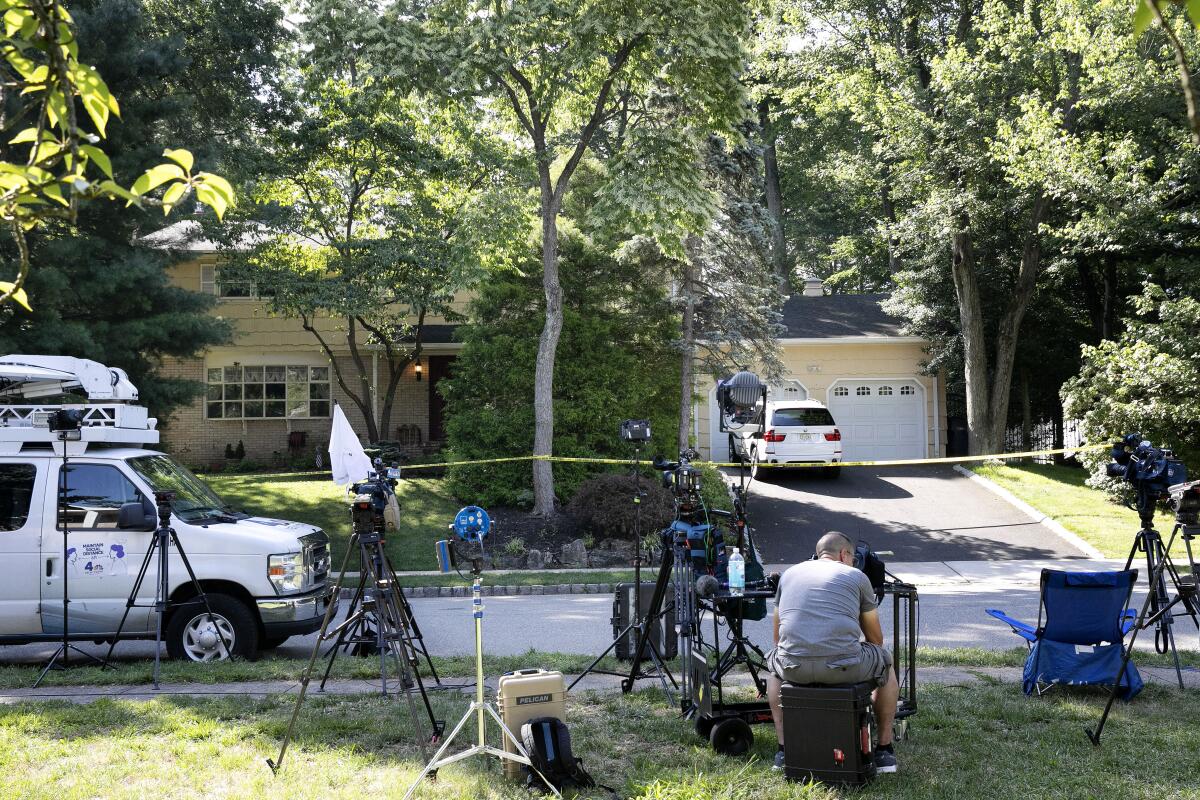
[612,582,677,660]
[781,681,877,786]
[497,669,567,780]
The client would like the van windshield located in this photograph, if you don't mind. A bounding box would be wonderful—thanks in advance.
[128,455,232,522]
[772,407,836,427]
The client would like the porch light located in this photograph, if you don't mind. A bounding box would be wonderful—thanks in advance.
[415,359,423,382]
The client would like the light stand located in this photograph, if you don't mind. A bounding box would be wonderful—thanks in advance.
[34,420,104,687]
[569,438,677,700]
[102,490,234,688]
[403,555,560,800]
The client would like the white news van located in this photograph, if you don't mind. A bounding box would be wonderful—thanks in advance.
[0,355,334,660]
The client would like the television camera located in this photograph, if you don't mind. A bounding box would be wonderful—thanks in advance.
[1106,434,1189,523]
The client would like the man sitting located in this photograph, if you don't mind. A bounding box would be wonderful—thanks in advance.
[765,531,899,774]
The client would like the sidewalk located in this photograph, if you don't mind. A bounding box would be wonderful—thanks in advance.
[2,664,1196,705]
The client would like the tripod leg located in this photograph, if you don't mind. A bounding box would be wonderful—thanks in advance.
[268,534,356,774]
[171,529,235,661]
[391,579,440,685]
[623,543,675,694]
[102,530,161,667]
[318,571,367,691]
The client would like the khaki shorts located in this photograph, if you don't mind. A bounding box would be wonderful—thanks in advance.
[767,642,893,688]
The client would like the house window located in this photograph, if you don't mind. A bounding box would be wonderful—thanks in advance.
[201,265,270,299]
[833,386,849,397]
[879,386,893,396]
[856,386,871,396]
[206,364,331,419]
[900,385,915,396]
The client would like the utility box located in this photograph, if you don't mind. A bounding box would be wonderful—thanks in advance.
[612,581,677,660]
[496,669,567,780]
[781,681,877,787]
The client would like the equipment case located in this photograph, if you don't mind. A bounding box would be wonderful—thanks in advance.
[612,582,677,660]
[781,681,877,786]
[496,668,567,779]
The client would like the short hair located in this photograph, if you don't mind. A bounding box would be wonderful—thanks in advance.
[816,531,852,558]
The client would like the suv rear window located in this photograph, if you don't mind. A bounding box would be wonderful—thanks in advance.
[772,408,835,427]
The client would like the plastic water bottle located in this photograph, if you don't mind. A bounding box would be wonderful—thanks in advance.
[728,547,745,597]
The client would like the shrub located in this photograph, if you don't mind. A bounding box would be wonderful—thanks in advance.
[443,232,681,507]
[567,472,675,540]
[1062,286,1200,497]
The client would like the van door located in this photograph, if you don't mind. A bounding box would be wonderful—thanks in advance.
[41,460,153,636]
[0,461,44,635]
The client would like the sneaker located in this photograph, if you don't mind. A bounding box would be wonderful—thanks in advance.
[874,748,898,774]
[772,749,785,771]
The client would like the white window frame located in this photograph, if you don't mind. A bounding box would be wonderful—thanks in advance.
[201,265,269,300]
[205,361,332,420]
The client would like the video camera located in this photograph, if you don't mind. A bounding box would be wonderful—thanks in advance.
[854,542,888,602]
[1169,481,1200,526]
[349,459,399,540]
[1106,434,1188,496]
[654,448,704,501]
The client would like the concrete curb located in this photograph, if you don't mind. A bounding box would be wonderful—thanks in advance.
[953,464,1106,559]
[344,582,618,600]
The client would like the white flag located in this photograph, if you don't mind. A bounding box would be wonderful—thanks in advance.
[328,403,372,486]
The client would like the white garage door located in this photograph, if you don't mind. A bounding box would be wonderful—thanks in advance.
[827,380,925,462]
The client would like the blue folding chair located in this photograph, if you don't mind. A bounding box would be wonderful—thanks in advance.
[987,569,1143,699]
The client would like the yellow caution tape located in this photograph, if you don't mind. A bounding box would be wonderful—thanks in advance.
[398,443,1107,472]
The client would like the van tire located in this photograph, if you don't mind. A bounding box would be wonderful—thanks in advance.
[166,593,259,662]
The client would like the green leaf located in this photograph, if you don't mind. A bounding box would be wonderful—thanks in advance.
[8,127,40,145]
[42,183,67,207]
[196,172,235,207]
[0,282,31,311]
[99,179,139,205]
[72,64,114,136]
[1188,0,1200,29]
[1133,0,1157,36]
[162,149,194,172]
[161,181,187,214]
[79,145,112,178]
[131,163,186,196]
[195,182,228,220]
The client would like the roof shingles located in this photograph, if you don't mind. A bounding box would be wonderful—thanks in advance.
[778,293,906,338]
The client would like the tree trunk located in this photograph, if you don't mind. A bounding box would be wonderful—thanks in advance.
[532,180,563,517]
[678,239,698,452]
[345,318,380,442]
[949,226,995,455]
[880,164,902,273]
[758,99,789,278]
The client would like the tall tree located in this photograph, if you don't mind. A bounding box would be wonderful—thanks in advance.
[313,0,753,514]
[220,46,518,442]
[0,0,263,411]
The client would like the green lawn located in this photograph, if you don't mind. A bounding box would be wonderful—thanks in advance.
[972,463,1187,560]
[202,472,461,571]
[2,681,1197,799]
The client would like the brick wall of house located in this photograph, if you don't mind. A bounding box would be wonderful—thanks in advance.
[157,354,436,469]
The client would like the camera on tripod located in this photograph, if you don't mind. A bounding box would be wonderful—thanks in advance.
[654,448,704,500]
[350,469,396,542]
[620,419,652,443]
[1106,433,1188,495]
[1169,481,1200,527]
[153,490,175,527]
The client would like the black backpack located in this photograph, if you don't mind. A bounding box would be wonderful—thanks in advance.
[520,717,596,793]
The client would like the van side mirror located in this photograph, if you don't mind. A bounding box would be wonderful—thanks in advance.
[117,501,156,531]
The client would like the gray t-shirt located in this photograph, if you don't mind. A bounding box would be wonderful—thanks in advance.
[774,559,877,659]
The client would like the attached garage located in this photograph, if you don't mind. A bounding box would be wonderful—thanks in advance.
[826,379,926,462]
[698,280,945,464]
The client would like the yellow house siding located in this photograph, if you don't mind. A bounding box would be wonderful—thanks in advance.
[695,340,944,461]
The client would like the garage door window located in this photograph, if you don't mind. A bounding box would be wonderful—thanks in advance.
[833,386,848,396]
[879,386,893,396]
[856,386,871,396]
[900,385,915,395]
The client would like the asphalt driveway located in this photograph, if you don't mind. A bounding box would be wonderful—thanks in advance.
[740,465,1088,564]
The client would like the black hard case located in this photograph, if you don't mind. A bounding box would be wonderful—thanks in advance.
[781,681,877,786]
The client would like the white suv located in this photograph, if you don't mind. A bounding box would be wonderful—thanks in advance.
[730,400,842,478]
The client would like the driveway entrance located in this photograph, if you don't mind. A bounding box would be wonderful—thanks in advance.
[741,465,1089,564]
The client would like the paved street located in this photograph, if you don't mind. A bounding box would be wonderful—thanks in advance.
[4,559,1196,670]
[742,465,1087,563]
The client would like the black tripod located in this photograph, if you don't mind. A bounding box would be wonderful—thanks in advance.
[569,443,677,701]
[315,526,440,692]
[34,429,104,687]
[1088,518,1199,745]
[268,493,442,774]
[1121,491,1198,688]
[102,490,233,688]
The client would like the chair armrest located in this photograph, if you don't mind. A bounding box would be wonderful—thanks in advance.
[985,608,1038,643]
[1121,609,1138,636]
